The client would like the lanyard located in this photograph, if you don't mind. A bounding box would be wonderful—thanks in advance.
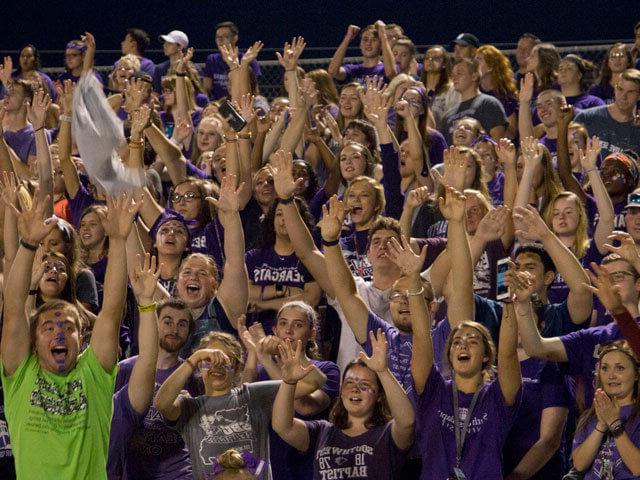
[452,383,481,466]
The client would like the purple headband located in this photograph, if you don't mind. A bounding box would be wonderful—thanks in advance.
[404,85,430,110]
[470,134,497,147]
[210,450,266,478]
[66,42,86,53]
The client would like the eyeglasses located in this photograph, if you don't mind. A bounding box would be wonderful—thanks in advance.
[342,378,377,393]
[609,52,626,59]
[389,292,409,303]
[609,271,636,282]
[171,192,201,203]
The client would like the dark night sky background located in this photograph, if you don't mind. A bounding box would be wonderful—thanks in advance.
[2,0,639,64]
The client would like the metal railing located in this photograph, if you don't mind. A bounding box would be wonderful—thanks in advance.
[3,40,630,101]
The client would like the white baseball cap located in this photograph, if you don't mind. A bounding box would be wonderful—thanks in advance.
[159,30,189,49]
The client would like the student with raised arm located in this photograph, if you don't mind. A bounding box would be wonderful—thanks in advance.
[328,24,386,84]
[272,331,414,480]
[412,263,521,479]
[1,193,137,479]
[107,253,161,479]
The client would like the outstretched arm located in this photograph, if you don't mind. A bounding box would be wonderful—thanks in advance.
[27,90,53,216]
[556,106,586,203]
[1,194,56,375]
[127,253,160,414]
[517,73,535,140]
[327,25,360,81]
[91,195,140,371]
[56,80,80,198]
[498,303,521,406]
[375,21,397,79]
[206,175,248,327]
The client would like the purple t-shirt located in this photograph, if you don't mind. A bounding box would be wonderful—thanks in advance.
[503,358,572,479]
[547,238,604,304]
[202,52,261,100]
[487,170,505,206]
[416,366,520,480]
[58,69,104,85]
[427,129,448,166]
[257,360,339,480]
[305,420,407,480]
[341,63,386,86]
[539,135,557,160]
[186,219,225,273]
[573,404,640,479]
[565,93,606,111]
[3,124,39,163]
[109,356,203,480]
[339,228,372,281]
[245,247,314,332]
[108,386,143,479]
[67,182,103,229]
[588,83,615,105]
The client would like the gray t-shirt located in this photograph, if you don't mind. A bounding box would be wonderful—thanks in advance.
[175,381,280,480]
[574,105,640,157]
[440,93,508,145]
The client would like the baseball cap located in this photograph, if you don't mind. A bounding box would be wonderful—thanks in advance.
[159,30,189,49]
[452,33,479,49]
[626,189,640,209]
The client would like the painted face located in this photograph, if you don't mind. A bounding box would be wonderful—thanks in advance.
[171,182,202,222]
[464,195,487,235]
[199,341,238,392]
[38,258,69,297]
[449,326,488,377]
[79,211,106,251]
[339,86,362,119]
[423,47,445,74]
[602,260,640,307]
[177,256,218,308]
[451,63,476,93]
[393,45,412,72]
[452,119,478,146]
[601,159,630,197]
[473,142,498,179]
[400,88,425,117]
[215,27,238,49]
[598,350,639,400]
[346,181,377,227]
[253,169,275,207]
[156,220,189,256]
[196,118,222,152]
[341,364,379,418]
[535,92,561,127]
[157,306,191,353]
[625,208,640,242]
[64,48,83,71]
[614,79,640,114]
[516,37,536,68]
[19,47,36,72]
[274,307,313,345]
[551,196,580,237]
[366,228,399,269]
[34,308,81,374]
[608,46,629,74]
[198,151,215,178]
[359,30,381,59]
[339,144,368,181]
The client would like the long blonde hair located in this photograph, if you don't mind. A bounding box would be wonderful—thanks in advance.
[543,192,589,259]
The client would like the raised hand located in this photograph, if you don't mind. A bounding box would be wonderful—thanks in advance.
[299,77,319,108]
[172,118,193,144]
[344,25,361,42]
[257,113,272,134]
[584,262,625,314]
[237,93,256,124]
[194,348,232,371]
[0,56,13,86]
[504,265,536,303]
[558,105,575,131]
[206,173,243,214]
[56,79,75,115]
[237,314,258,354]
[578,136,601,171]
[101,193,141,240]
[9,192,56,245]
[0,171,21,210]
[30,249,46,290]
[603,231,640,265]
[358,329,388,373]
[81,32,96,52]
[275,37,306,71]
[130,252,161,303]
[219,44,240,70]
[519,72,534,104]
[405,185,431,209]
[241,41,264,67]
[438,185,466,223]
[278,339,314,384]
[130,104,151,139]
[362,76,388,126]
[26,89,51,130]
[495,138,516,168]
[475,205,509,242]
[386,235,427,276]
[320,195,346,242]
[267,149,303,199]
[512,205,551,242]
[175,47,194,74]
[124,77,147,113]
[442,147,469,191]
[520,136,543,168]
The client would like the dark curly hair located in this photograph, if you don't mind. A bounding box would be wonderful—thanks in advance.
[255,197,315,249]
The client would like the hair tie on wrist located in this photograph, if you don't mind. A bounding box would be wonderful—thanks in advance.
[322,238,340,247]
[28,289,38,296]
[20,239,38,251]
[283,379,298,385]
[34,125,45,132]
[278,195,294,205]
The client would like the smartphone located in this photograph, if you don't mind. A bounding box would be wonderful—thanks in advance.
[219,100,247,132]
[496,257,510,301]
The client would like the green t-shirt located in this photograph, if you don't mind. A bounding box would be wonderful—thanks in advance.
[0,346,116,479]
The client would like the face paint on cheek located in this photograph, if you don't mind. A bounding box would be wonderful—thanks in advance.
[612,173,627,185]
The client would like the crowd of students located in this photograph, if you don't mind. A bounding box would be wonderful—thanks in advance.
[0,17,640,480]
